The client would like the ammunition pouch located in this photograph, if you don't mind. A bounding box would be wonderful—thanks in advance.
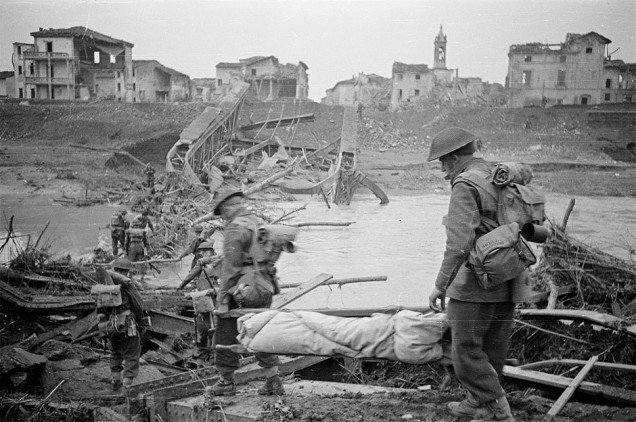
[229,270,275,308]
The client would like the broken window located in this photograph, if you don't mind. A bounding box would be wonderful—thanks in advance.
[251,69,256,76]
[586,47,593,54]
[397,74,403,81]
[414,89,420,96]
[606,79,612,89]
[110,54,116,64]
[47,42,53,53]
[94,51,100,63]
[524,55,532,63]
[560,55,566,63]
[605,93,611,101]
[557,70,566,87]
[522,70,531,86]
[415,74,420,80]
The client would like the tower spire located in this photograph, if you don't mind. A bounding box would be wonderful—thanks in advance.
[434,25,447,69]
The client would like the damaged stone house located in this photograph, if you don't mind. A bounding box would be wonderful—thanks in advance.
[321,73,391,108]
[0,71,14,98]
[12,26,134,101]
[133,60,191,102]
[390,26,458,111]
[506,31,636,107]
[191,78,218,102]
[215,56,309,101]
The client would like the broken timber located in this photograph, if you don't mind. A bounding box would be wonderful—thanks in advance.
[517,308,636,336]
[239,113,315,132]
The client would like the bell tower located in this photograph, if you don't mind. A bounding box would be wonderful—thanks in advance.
[434,25,447,69]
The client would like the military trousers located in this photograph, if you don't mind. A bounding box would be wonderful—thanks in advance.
[111,231,125,257]
[447,299,514,404]
[195,312,213,357]
[109,332,141,380]
[128,243,145,262]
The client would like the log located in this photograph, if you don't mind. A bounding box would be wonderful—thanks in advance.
[545,355,599,421]
[272,273,333,308]
[520,359,636,374]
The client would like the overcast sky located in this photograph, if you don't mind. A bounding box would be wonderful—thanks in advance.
[2,0,635,101]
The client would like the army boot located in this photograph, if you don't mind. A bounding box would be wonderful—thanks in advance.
[448,391,493,420]
[258,375,285,396]
[211,376,236,396]
[471,396,516,422]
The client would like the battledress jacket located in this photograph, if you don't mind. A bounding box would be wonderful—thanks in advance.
[218,207,262,305]
[435,157,530,303]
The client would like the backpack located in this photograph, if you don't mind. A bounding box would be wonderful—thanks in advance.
[91,284,123,308]
[455,163,547,289]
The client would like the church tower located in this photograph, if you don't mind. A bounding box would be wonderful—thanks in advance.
[433,25,447,69]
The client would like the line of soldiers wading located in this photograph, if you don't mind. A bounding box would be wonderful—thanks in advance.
[99,189,298,397]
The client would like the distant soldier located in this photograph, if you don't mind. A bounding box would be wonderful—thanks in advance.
[110,210,129,257]
[138,209,154,232]
[177,242,220,361]
[144,165,156,189]
[125,216,151,263]
[357,102,364,119]
[178,224,209,269]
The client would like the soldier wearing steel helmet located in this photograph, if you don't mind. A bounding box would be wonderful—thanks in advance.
[177,241,220,360]
[427,127,518,422]
[125,216,151,263]
[98,258,147,392]
[110,209,129,257]
[178,224,210,269]
[209,188,284,397]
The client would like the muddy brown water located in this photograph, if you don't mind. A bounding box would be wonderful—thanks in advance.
[1,191,634,309]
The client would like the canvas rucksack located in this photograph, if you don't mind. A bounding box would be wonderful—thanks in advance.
[455,163,547,290]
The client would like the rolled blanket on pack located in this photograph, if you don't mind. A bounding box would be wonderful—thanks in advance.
[492,162,534,186]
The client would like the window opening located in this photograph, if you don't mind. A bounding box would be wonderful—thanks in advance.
[604,93,611,101]
[50,65,54,78]
[19,88,23,98]
[586,47,593,54]
[30,63,34,75]
[398,89,403,99]
[522,70,531,86]
[414,89,420,96]
[251,69,256,76]
[218,78,222,85]
[557,70,566,87]
[397,74,403,81]
[580,95,590,105]
[94,51,100,63]
[30,88,35,98]
[560,56,566,63]
[133,83,136,91]
[18,66,22,75]
[524,56,532,63]
[17,46,22,55]
[606,79,612,89]
[110,55,116,64]
[46,42,53,53]
[437,47,445,61]
[415,74,420,80]
[117,83,121,92]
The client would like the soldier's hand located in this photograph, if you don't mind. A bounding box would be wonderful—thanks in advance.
[429,287,446,313]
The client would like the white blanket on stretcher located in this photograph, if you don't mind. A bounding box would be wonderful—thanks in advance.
[236,310,448,364]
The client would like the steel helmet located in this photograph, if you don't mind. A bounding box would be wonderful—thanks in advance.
[212,188,244,216]
[197,241,215,251]
[427,127,479,161]
[119,209,128,215]
[113,257,134,271]
[193,224,204,233]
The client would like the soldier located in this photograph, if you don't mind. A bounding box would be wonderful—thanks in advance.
[144,164,156,189]
[97,258,147,392]
[110,209,128,257]
[176,241,220,361]
[211,188,284,396]
[137,209,154,232]
[126,216,151,263]
[178,224,208,269]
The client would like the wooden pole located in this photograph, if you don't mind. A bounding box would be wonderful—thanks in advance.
[545,355,599,421]
[280,275,387,289]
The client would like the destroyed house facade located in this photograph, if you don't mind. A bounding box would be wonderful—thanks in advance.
[12,26,134,101]
[133,60,191,102]
[390,26,456,110]
[322,73,391,107]
[215,56,309,101]
[506,32,636,107]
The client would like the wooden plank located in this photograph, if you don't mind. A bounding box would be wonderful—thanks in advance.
[520,359,636,374]
[545,355,598,421]
[239,113,315,131]
[271,273,333,309]
[517,309,636,336]
[503,365,636,406]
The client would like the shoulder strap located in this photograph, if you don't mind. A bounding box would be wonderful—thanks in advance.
[453,169,500,229]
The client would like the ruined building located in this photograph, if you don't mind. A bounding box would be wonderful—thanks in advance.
[390,26,456,111]
[12,26,134,101]
[215,56,309,101]
[506,32,636,107]
[133,60,191,102]
[321,73,391,108]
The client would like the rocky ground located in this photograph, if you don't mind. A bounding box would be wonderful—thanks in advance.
[1,99,635,421]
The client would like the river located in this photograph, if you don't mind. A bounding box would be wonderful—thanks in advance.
[1,191,634,309]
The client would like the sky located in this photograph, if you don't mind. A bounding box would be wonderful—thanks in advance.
[1,0,635,102]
